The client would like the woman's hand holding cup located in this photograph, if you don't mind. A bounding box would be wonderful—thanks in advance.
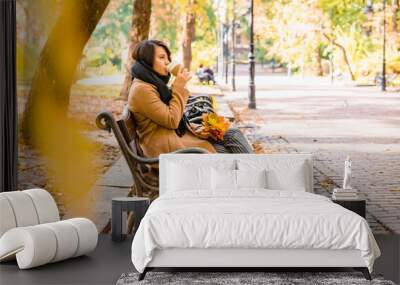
[168,62,192,90]
[167,61,181,76]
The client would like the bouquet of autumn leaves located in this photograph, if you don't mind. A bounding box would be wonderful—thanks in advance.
[199,113,230,141]
[184,95,230,142]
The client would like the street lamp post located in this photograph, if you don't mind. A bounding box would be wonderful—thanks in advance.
[217,0,227,82]
[364,0,387,91]
[248,0,256,109]
[224,24,229,84]
[382,0,387,91]
[231,0,236,91]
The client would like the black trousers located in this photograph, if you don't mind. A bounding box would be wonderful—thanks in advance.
[212,128,254,153]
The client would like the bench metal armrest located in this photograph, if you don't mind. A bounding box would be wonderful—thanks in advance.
[96,112,209,166]
[172,147,209,154]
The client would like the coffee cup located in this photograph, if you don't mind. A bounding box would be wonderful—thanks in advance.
[167,61,182,76]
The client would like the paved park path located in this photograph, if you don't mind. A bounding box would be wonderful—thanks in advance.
[222,74,400,234]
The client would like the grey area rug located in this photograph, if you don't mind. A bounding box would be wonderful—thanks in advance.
[116,272,395,285]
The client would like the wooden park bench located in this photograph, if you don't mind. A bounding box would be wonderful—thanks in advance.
[96,106,208,200]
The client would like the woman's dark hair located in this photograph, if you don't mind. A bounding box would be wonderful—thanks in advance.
[132,40,171,67]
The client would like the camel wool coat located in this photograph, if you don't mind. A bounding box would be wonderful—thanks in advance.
[127,78,216,158]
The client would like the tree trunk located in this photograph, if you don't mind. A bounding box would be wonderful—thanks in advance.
[119,0,152,100]
[17,0,61,49]
[392,0,399,32]
[182,1,196,70]
[323,33,355,81]
[22,0,109,141]
[316,47,324,76]
[315,31,324,76]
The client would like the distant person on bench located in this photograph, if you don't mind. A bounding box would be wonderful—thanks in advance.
[204,66,216,85]
[196,64,208,84]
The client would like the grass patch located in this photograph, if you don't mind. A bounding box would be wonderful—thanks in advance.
[71,84,121,98]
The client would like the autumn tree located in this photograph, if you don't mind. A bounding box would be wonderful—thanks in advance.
[16,0,61,50]
[257,0,326,76]
[151,0,180,53]
[150,0,216,70]
[119,0,152,100]
[253,0,400,81]
[16,0,62,81]
[22,0,109,140]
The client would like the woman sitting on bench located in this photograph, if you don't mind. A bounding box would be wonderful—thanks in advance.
[127,40,253,157]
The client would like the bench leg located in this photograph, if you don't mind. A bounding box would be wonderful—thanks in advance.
[354,267,371,280]
[138,268,148,281]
